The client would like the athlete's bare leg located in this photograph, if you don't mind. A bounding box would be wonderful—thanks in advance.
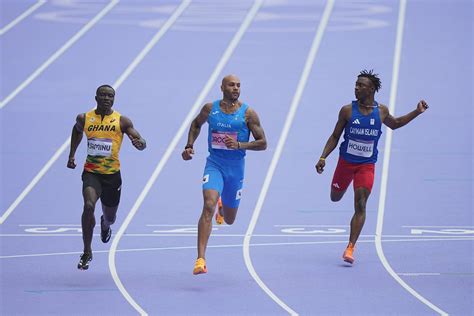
[101,203,118,228]
[197,189,219,259]
[349,187,370,245]
[82,187,99,254]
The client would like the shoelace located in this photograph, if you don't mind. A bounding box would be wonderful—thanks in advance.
[196,258,205,266]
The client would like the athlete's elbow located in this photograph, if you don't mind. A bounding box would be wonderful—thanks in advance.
[392,123,403,130]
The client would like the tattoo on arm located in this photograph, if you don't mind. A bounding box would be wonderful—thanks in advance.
[186,104,211,146]
[244,108,267,151]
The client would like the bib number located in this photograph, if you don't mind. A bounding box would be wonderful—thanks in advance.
[87,138,112,157]
[211,131,237,150]
[347,139,374,157]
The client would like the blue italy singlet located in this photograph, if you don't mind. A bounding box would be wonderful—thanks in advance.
[207,100,250,160]
[339,101,382,164]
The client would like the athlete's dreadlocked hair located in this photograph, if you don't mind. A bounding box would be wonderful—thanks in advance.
[96,84,115,95]
[358,70,382,92]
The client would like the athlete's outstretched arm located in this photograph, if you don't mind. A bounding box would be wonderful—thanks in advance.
[381,100,428,130]
[182,103,212,160]
[67,114,85,169]
[315,105,349,174]
[121,116,146,150]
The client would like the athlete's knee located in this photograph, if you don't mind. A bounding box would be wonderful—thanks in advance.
[330,190,344,202]
[355,197,368,212]
[104,214,116,225]
[203,198,217,213]
[354,189,369,212]
[102,205,117,224]
[224,217,235,225]
[83,201,95,215]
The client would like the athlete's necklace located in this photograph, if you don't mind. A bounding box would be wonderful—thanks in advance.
[358,101,377,108]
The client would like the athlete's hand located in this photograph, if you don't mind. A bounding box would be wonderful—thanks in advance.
[182,147,194,160]
[129,135,146,150]
[224,134,238,149]
[416,100,429,114]
[315,159,325,174]
[67,157,76,169]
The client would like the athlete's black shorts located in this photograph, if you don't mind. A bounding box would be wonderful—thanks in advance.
[82,171,122,207]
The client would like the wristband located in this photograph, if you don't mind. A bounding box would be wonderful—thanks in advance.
[237,142,241,149]
[319,157,326,161]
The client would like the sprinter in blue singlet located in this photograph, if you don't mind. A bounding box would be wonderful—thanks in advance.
[182,75,267,275]
[315,70,429,264]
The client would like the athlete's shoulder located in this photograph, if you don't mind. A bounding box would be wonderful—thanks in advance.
[244,103,254,113]
[341,103,352,110]
[119,114,131,122]
[377,103,389,110]
[76,112,86,123]
[339,103,352,120]
[119,115,133,131]
[201,102,213,115]
[244,105,259,119]
[377,103,389,115]
[74,113,86,131]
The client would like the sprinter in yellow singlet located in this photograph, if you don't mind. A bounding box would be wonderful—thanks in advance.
[67,85,146,270]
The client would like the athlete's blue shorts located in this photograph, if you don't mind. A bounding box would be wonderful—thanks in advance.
[202,155,245,208]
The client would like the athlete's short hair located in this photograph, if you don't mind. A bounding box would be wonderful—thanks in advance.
[358,70,382,92]
[96,84,115,95]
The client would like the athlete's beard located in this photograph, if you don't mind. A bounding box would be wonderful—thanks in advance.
[230,94,239,102]
[224,89,238,101]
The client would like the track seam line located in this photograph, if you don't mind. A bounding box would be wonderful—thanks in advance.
[3,237,472,259]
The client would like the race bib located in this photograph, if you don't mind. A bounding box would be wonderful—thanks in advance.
[87,138,113,157]
[347,139,374,157]
[211,131,237,150]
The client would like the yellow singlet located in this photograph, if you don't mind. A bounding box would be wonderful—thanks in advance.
[83,110,123,174]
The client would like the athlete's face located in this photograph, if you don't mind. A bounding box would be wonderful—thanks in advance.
[221,77,240,101]
[354,77,374,100]
[95,86,115,111]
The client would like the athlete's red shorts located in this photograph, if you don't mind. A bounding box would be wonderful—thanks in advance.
[331,157,375,193]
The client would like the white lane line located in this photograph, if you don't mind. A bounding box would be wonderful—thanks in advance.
[0,0,118,109]
[375,1,448,315]
[3,237,473,259]
[145,224,198,227]
[398,273,441,276]
[243,1,334,315]
[0,0,187,225]
[107,1,261,315]
[274,224,349,227]
[402,225,474,228]
[3,233,474,238]
[0,0,46,35]
[18,224,81,226]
